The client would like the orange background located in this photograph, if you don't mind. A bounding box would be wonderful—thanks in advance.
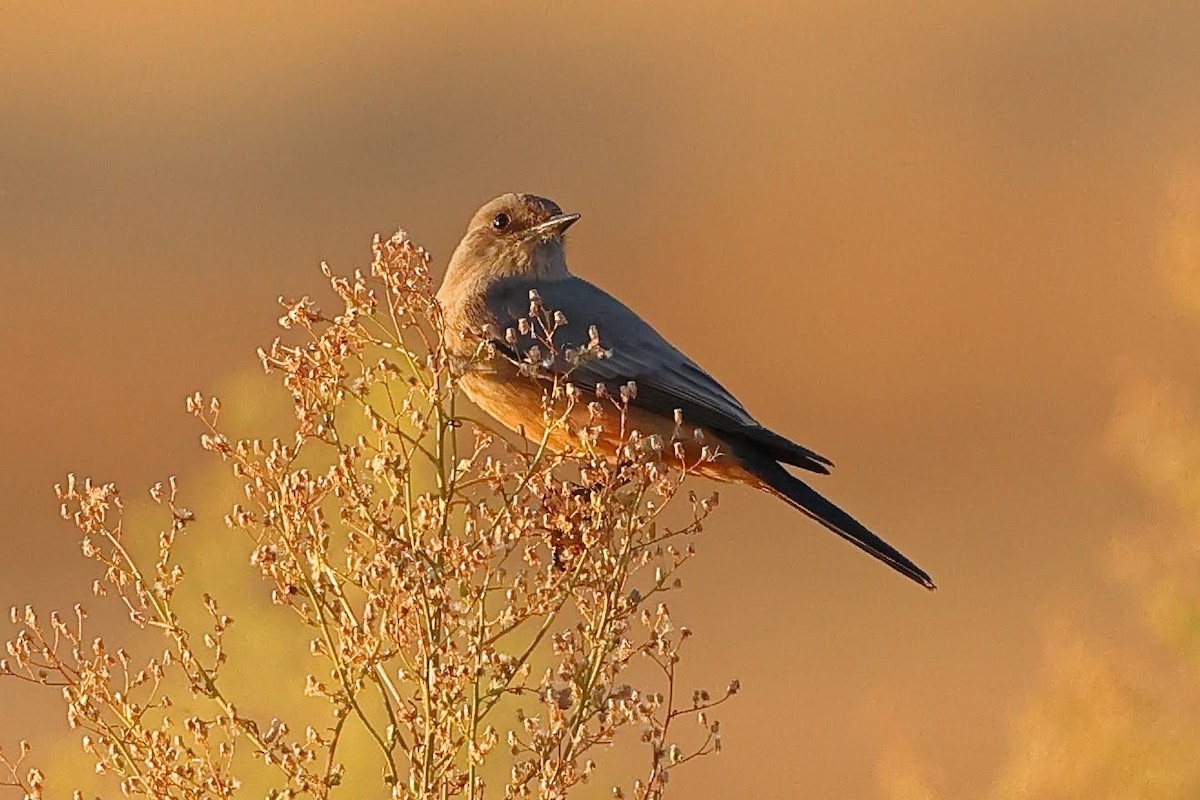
[3,2,1200,797]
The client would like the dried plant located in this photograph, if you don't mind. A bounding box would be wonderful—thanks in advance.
[2,230,736,800]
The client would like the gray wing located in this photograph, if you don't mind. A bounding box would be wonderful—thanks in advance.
[485,276,832,473]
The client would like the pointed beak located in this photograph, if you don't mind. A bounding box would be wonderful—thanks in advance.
[528,212,581,238]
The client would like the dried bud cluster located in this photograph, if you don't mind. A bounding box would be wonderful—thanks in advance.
[2,231,735,799]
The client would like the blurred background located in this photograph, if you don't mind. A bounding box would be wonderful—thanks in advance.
[3,1,1200,797]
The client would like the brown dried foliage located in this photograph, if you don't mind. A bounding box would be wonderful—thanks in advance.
[2,231,736,799]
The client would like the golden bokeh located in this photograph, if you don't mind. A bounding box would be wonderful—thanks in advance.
[3,2,1199,797]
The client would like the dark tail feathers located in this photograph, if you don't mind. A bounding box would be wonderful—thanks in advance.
[750,457,935,590]
[740,424,834,474]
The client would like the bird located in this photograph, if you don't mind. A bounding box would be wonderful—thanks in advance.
[436,192,934,589]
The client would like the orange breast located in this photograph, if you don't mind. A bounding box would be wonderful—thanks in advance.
[457,370,758,485]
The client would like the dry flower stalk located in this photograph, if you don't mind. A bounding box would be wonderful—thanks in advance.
[2,230,736,799]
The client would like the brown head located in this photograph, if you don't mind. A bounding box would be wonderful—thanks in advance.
[442,193,581,293]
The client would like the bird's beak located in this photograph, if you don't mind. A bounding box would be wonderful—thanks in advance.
[528,212,581,238]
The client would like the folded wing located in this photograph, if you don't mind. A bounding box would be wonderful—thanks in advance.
[485,276,832,473]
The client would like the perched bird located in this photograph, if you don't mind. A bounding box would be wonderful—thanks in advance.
[436,193,934,589]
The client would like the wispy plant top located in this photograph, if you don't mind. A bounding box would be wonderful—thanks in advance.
[2,230,735,800]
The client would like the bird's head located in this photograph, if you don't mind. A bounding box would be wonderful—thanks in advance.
[445,193,580,285]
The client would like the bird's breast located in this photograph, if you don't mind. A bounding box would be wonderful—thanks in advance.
[455,369,752,483]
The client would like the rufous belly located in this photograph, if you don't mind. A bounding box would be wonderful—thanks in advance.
[457,370,757,485]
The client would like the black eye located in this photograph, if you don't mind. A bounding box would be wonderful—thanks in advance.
[492,212,511,230]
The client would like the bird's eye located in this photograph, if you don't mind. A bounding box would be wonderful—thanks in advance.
[492,212,511,230]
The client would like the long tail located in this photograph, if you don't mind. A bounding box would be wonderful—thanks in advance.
[748,457,935,590]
